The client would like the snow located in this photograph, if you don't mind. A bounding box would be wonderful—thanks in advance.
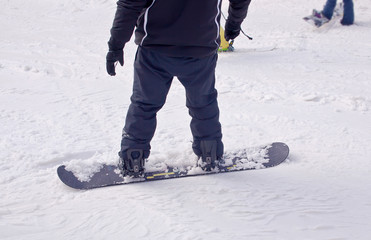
[1,0,370,239]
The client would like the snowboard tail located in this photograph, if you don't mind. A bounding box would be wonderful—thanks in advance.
[57,142,289,190]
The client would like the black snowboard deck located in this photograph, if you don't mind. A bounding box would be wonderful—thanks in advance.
[57,142,289,190]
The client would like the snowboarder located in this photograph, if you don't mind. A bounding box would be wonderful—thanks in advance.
[310,0,354,26]
[106,0,251,177]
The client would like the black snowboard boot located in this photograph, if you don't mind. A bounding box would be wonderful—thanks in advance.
[118,149,145,178]
[199,140,223,171]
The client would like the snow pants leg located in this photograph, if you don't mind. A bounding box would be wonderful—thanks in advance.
[341,0,354,25]
[120,47,223,159]
[322,0,337,20]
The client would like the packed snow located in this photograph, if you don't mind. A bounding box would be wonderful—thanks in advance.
[1,0,370,239]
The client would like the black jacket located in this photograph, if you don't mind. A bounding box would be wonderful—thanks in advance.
[109,0,251,57]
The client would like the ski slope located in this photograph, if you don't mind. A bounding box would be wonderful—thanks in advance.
[1,0,370,239]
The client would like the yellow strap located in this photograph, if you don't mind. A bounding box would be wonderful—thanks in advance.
[146,172,175,179]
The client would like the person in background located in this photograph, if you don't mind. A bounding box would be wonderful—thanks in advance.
[313,0,354,26]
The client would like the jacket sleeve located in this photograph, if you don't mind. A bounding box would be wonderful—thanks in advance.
[108,0,152,50]
[227,0,251,25]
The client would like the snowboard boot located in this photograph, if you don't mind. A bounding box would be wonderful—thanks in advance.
[312,9,330,27]
[118,149,145,178]
[199,140,223,171]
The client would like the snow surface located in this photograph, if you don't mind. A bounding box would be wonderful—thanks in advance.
[1,0,371,239]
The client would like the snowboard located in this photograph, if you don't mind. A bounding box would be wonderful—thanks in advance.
[57,142,289,190]
[303,3,343,28]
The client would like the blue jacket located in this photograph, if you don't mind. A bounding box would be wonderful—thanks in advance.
[109,0,251,57]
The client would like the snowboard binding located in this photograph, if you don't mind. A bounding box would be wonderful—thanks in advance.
[119,149,145,178]
[303,9,330,28]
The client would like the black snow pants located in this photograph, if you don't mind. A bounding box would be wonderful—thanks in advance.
[120,47,223,159]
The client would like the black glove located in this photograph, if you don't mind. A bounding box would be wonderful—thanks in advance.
[106,50,123,76]
[224,20,241,41]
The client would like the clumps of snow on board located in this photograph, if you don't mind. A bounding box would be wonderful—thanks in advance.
[64,151,117,182]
